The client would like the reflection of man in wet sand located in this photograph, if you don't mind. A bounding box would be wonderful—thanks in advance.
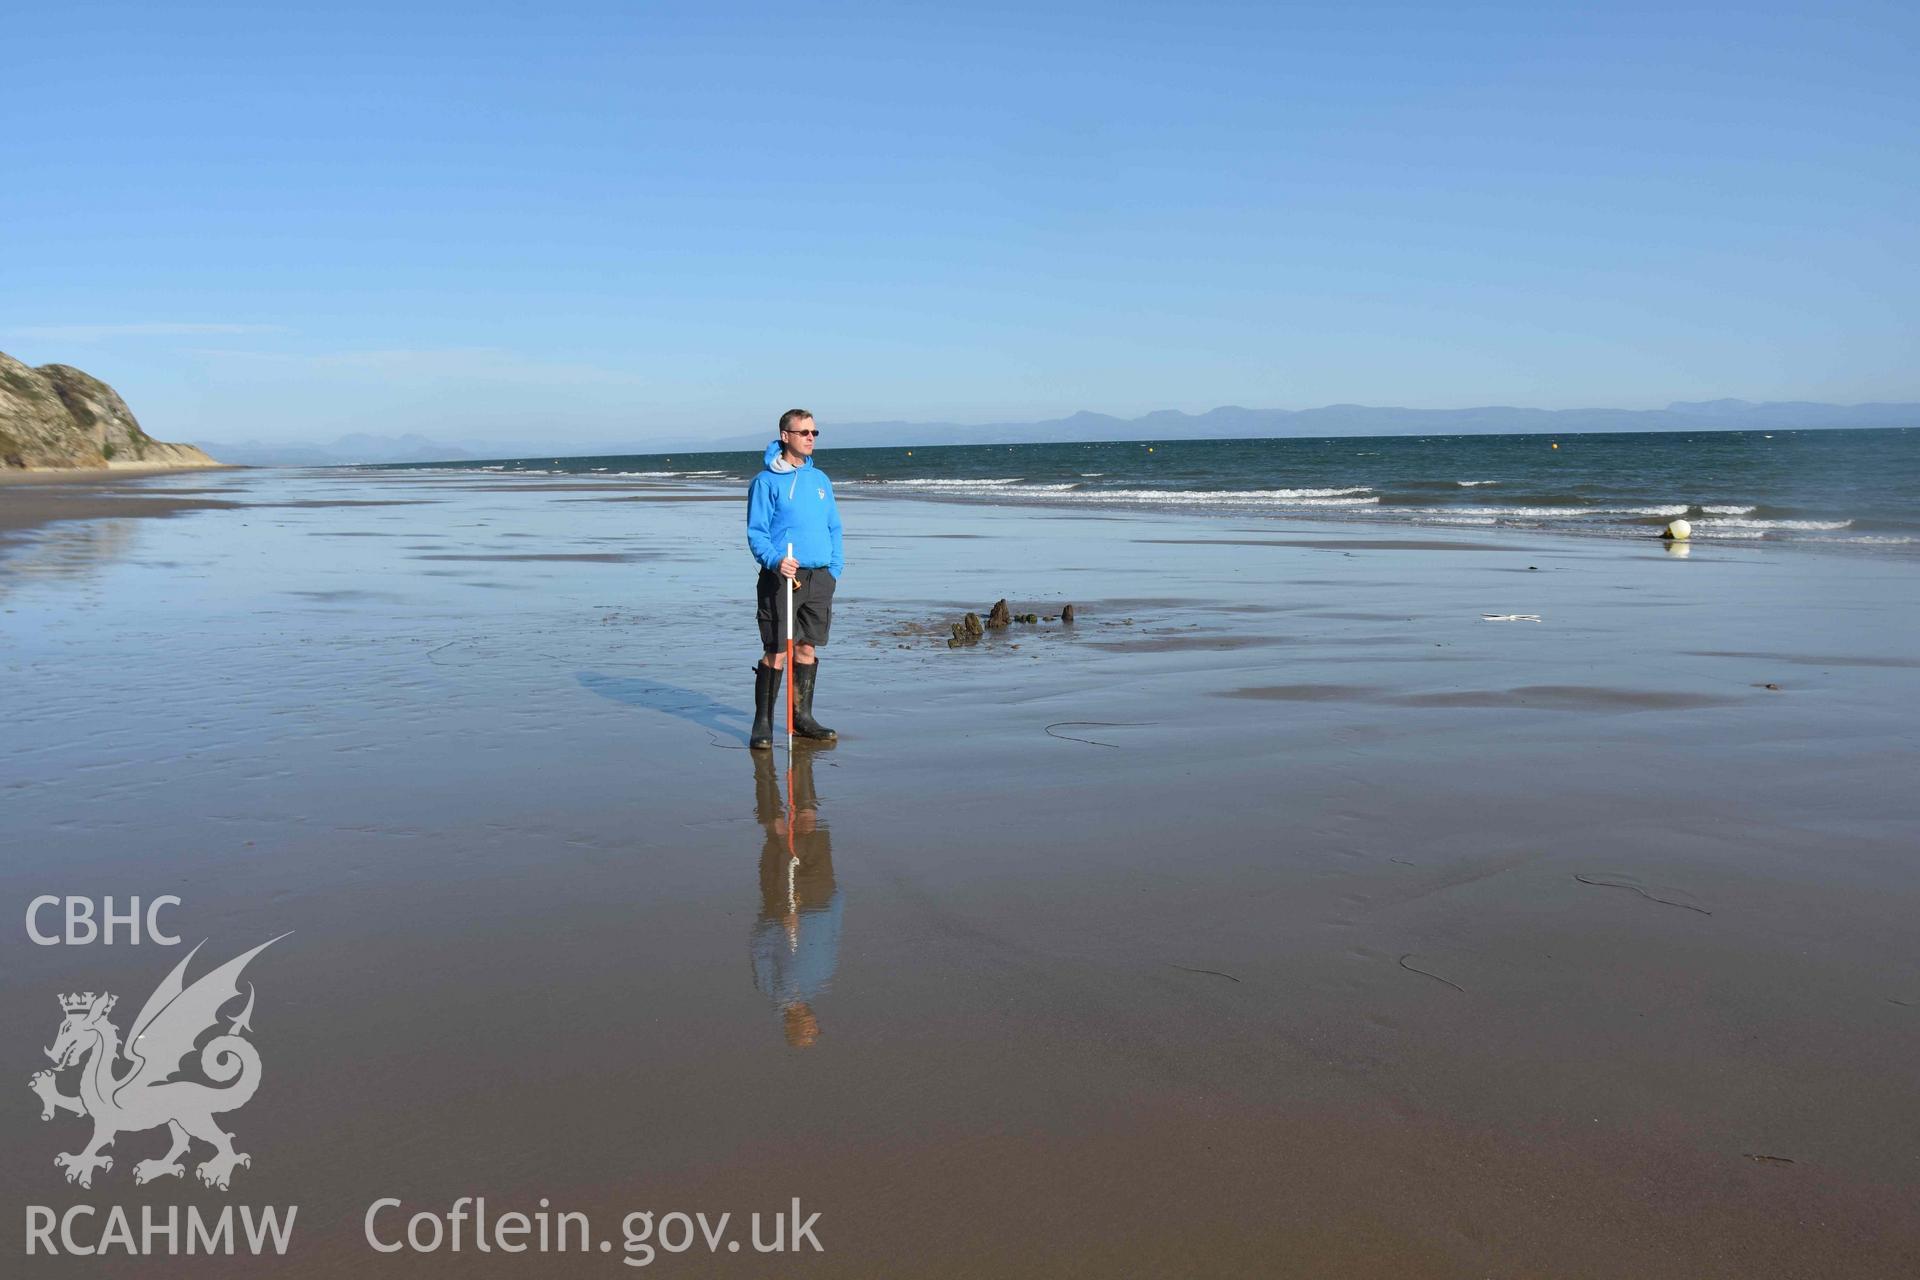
[750,751,841,1049]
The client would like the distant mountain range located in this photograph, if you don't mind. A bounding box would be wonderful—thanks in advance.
[186,432,480,467]
[193,399,1917,466]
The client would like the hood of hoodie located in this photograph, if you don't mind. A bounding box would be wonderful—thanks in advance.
[764,440,815,474]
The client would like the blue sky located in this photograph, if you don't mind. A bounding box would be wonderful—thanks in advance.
[4,0,1915,445]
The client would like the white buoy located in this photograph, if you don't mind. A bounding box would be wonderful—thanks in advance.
[1663,518,1692,541]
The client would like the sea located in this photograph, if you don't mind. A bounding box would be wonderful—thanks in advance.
[386,427,1918,552]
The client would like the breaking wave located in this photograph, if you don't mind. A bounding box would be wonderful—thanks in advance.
[1692,517,1854,531]
[1426,504,1691,519]
[882,477,1025,487]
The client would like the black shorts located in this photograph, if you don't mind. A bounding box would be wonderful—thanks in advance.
[757,567,836,650]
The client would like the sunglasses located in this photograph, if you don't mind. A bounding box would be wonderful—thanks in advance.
[785,428,820,438]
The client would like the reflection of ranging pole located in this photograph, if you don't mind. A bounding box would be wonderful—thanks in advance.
[785,757,799,949]
[785,541,796,757]
[784,539,797,926]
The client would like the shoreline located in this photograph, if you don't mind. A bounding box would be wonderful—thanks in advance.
[355,457,1920,559]
[0,460,237,484]
[358,424,1918,557]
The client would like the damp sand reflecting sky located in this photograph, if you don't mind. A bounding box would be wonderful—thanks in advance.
[4,467,1918,1277]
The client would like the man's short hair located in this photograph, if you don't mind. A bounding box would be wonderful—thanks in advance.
[779,409,814,434]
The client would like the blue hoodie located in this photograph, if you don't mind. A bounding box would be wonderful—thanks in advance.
[746,440,844,578]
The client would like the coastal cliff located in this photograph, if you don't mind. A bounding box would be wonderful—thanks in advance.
[0,350,219,471]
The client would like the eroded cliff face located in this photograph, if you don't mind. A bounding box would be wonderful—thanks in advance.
[0,351,218,470]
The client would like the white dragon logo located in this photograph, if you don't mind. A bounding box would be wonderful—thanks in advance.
[29,936,285,1190]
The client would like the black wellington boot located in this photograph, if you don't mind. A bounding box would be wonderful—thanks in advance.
[752,748,781,820]
[791,662,836,741]
[749,662,783,751]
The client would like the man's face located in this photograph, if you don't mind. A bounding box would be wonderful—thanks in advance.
[782,417,818,462]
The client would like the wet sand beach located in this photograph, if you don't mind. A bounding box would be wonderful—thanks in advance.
[0,468,244,555]
[3,467,1917,1277]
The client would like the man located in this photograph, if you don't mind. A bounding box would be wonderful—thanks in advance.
[745,409,843,749]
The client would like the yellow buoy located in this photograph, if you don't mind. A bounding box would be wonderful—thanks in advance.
[1551,442,1559,450]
